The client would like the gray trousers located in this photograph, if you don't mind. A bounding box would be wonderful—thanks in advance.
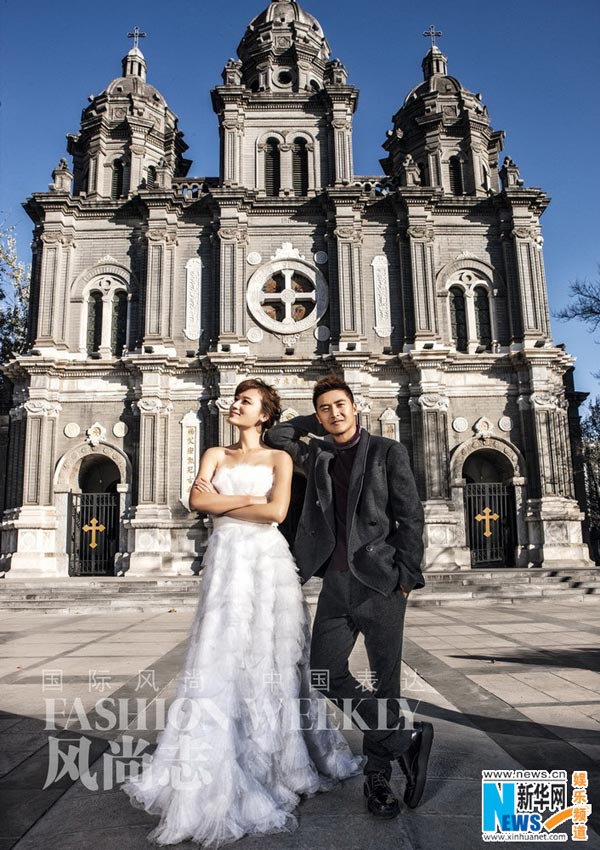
[309,566,413,777]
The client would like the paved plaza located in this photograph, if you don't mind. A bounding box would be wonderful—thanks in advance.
[1,597,599,850]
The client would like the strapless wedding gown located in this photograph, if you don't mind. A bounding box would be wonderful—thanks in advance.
[122,464,362,846]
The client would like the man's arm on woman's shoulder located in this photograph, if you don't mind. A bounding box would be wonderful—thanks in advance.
[263,414,325,473]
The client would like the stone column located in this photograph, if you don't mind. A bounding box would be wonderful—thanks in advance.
[216,223,247,350]
[143,227,177,352]
[331,114,353,185]
[406,225,437,346]
[519,390,589,567]
[509,225,549,343]
[409,390,466,571]
[0,400,61,576]
[333,220,364,348]
[36,232,75,349]
[127,397,173,574]
[409,393,449,501]
[221,113,243,186]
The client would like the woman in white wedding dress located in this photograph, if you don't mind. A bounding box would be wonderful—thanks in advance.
[122,379,362,846]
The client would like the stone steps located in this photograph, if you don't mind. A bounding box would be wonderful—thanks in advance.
[0,567,597,612]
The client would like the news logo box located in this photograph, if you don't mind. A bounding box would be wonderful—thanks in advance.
[482,770,591,842]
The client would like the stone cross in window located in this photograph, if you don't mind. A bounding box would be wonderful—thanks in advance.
[260,271,316,327]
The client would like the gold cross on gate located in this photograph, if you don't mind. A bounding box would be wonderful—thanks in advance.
[82,517,106,549]
[475,506,499,538]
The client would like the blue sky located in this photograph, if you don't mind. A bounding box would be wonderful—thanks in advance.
[1,0,599,397]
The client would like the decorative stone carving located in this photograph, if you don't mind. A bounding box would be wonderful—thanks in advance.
[499,156,524,189]
[371,256,393,337]
[183,258,201,341]
[401,154,421,187]
[247,326,264,343]
[24,400,62,416]
[136,398,163,413]
[410,394,449,411]
[379,408,400,440]
[55,442,131,492]
[473,416,495,437]
[112,422,128,438]
[452,417,469,433]
[314,325,330,341]
[498,416,512,432]
[49,158,73,193]
[247,252,262,266]
[355,396,373,413]
[270,242,305,261]
[218,226,247,243]
[86,422,107,447]
[334,226,362,242]
[407,226,434,242]
[530,392,561,410]
[314,251,328,265]
[64,422,81,438]
[280,408,299,422]
[512,226,535,240]
[450,436,523,482]
[216,397,234,412]
[274,333,301,346]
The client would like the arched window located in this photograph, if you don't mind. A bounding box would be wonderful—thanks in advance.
[147,166,157,189]
[449,286,468,352]
[111,159,124,199]
[292,138,308,196]
[264,138,281,197]
[87,291,103,354]
[474,286,492,349]
[111,291,128,355]
[448,156,463,195]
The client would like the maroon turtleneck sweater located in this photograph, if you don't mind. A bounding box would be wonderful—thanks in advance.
[328,426,362,572]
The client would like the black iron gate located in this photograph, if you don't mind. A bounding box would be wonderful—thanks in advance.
[465,483,516,567]
[68,493,119,576]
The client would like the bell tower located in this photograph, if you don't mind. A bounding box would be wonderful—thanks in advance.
[211,0,358,194]
[67,35,190,199]
[381,34,504,196]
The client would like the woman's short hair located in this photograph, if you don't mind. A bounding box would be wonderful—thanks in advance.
[312,374,354,409]
[234,378,282,432]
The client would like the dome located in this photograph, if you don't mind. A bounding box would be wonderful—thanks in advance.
[236,0,331,90]
[247,0,325,39]
[105,75,166,106]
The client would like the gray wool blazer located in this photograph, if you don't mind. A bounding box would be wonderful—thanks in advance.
[264,415,425,596]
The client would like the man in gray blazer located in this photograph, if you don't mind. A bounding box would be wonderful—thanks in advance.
[265,374,433,819]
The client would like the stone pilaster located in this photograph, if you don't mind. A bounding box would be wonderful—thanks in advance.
[406,224,437,346]
[0,400,61,575]
[333,218,364,348]
[143,227,177,351]
[126,396,173,574]
[216,222,247,350]
[518,388,589,567]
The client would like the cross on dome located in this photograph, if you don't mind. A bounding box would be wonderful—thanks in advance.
[423,24,442,48]
[127,26,147,50]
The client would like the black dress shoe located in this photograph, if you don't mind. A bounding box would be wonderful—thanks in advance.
[398,721,434,808]
[363,772,400,819]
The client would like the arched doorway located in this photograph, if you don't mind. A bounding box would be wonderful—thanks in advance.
[68,456,120,576]
[463,449,517,567]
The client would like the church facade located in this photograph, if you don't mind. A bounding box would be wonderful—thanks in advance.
[0,1,590,577]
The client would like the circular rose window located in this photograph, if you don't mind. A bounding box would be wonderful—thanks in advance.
[246,258,328,335]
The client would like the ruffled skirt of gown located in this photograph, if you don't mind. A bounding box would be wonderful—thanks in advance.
[122,511,362,846]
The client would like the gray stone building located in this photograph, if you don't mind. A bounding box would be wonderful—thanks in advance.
[0,2,591,577]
